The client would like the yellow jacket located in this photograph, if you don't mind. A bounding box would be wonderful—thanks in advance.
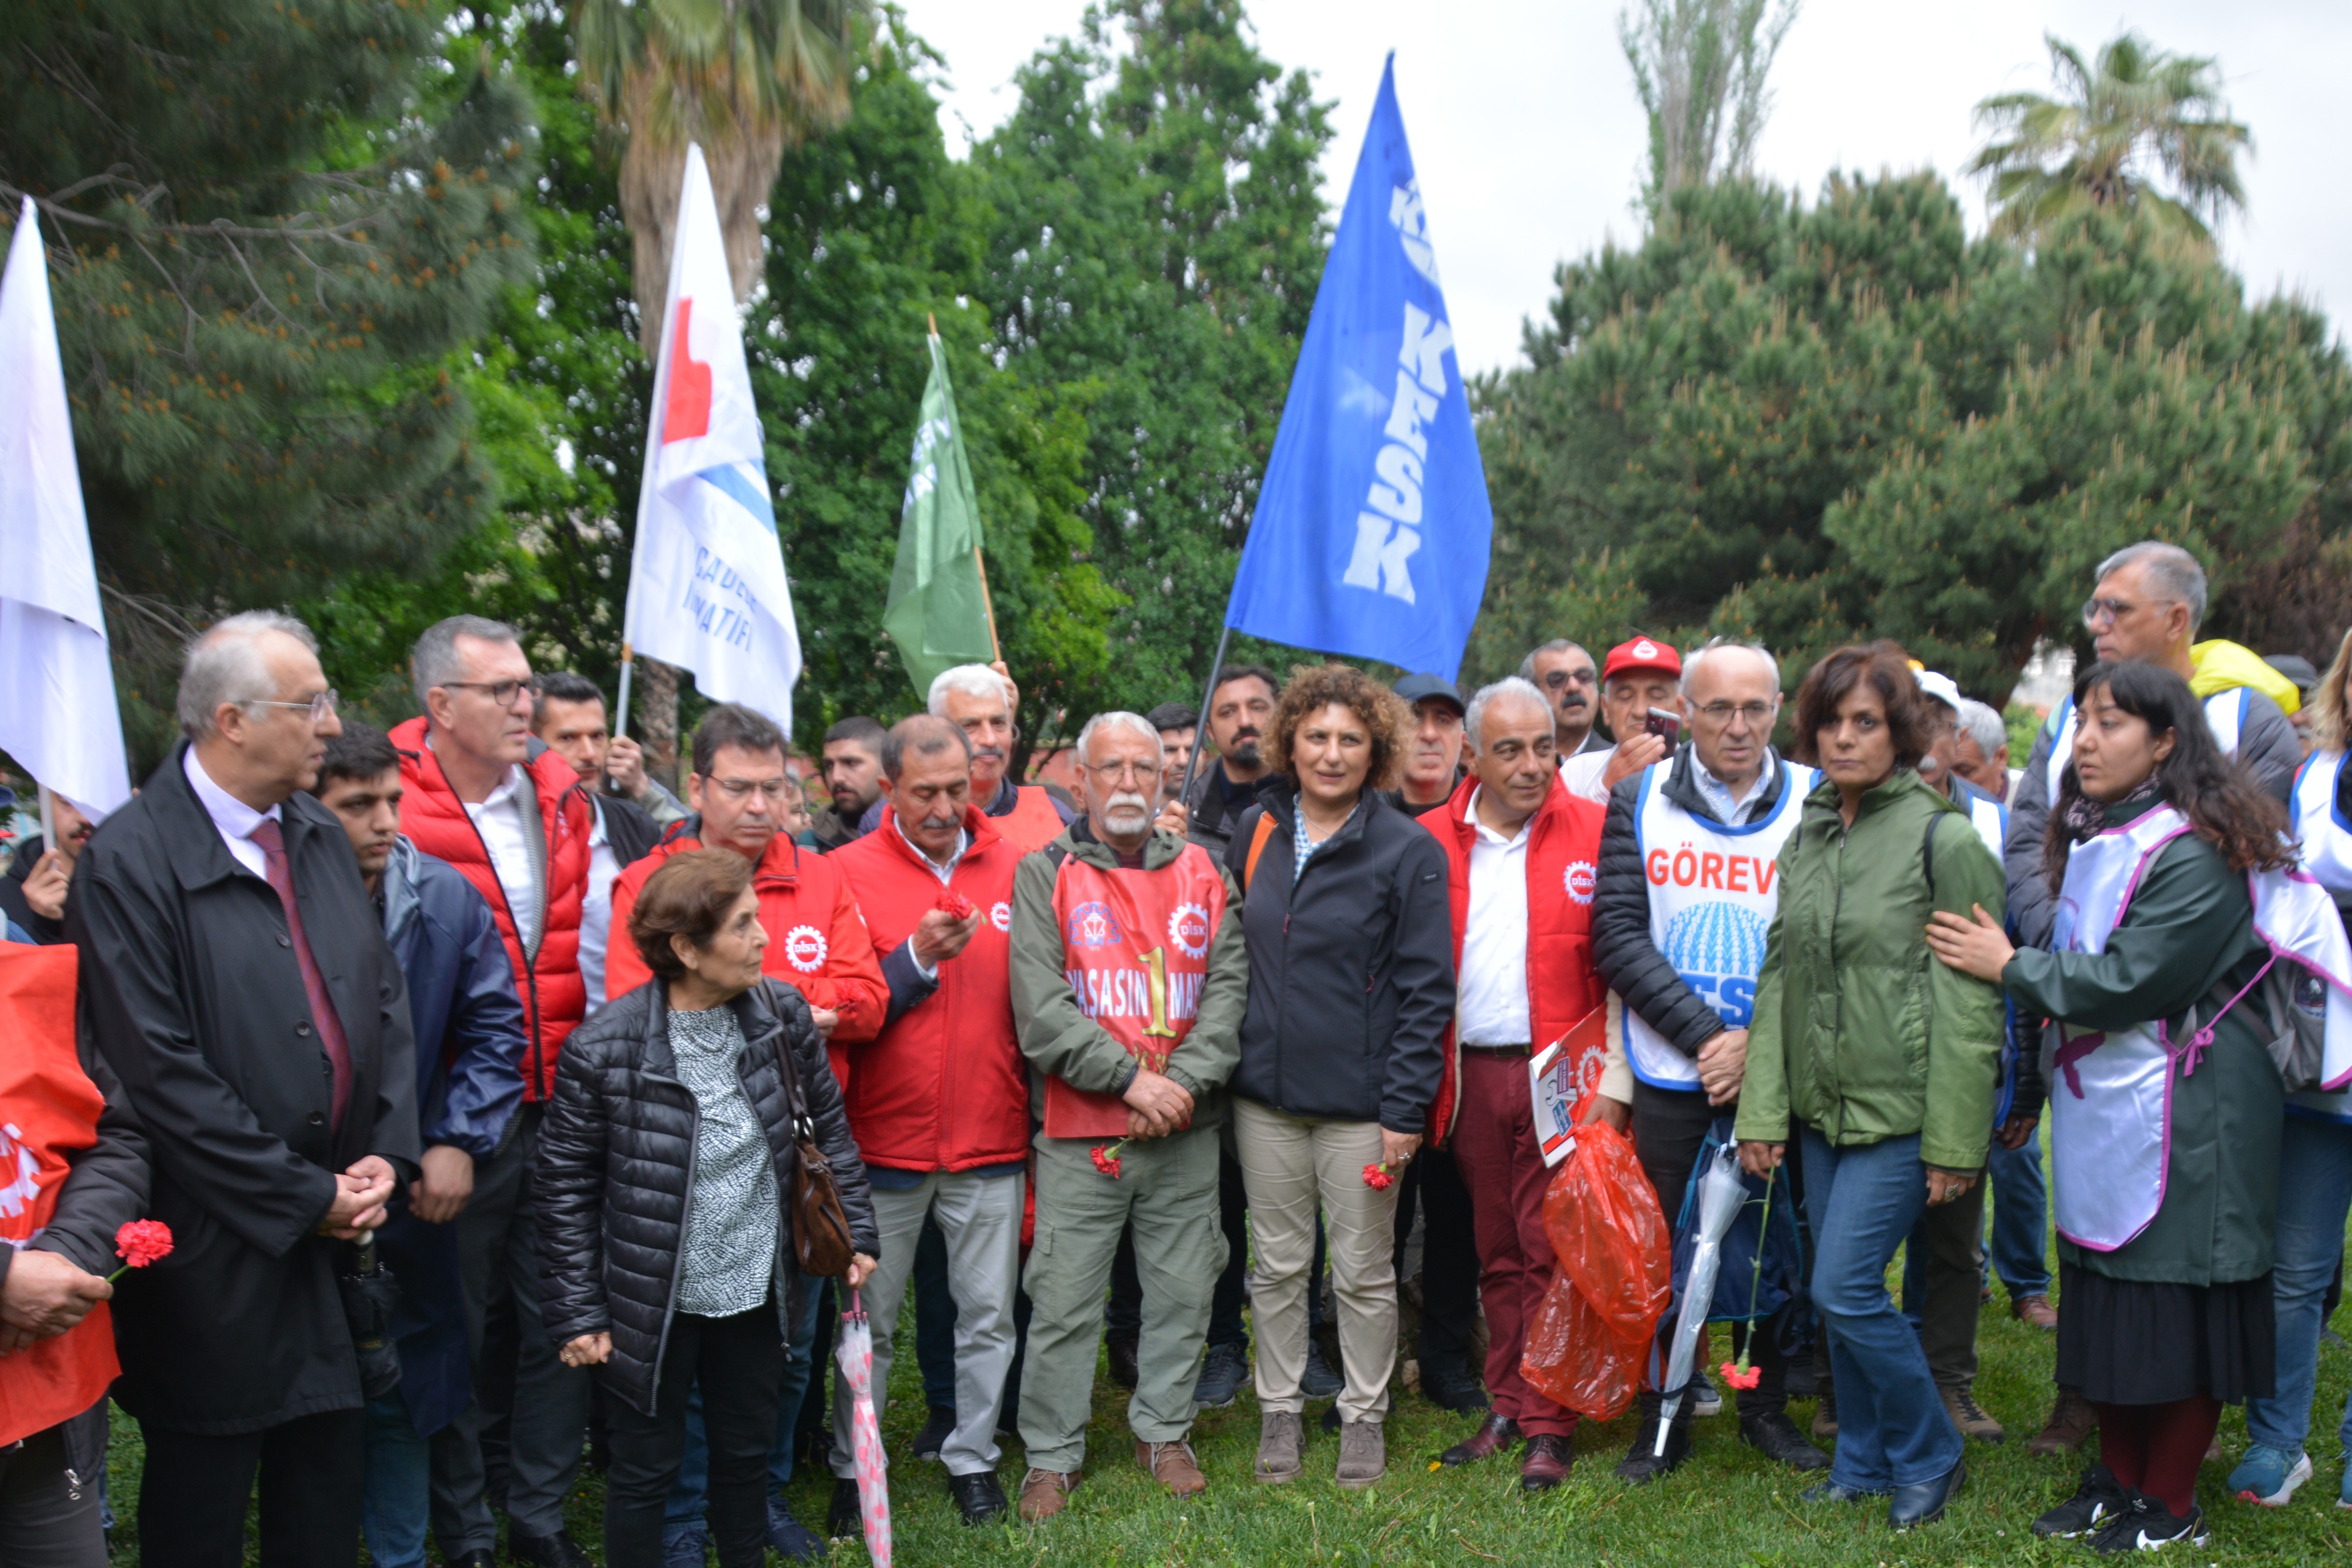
[2190,639,2299,716]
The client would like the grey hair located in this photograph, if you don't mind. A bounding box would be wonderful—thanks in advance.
[1954,698,2009,762]
[1075,710,1164,770]
[412,615,523,710]
[1516,639,1586,682]
[2095,541,2208,632]
[1464,677,1552,750]
[176,610,319,742]
[1680,637,1781,700]
[927,663,1015,716]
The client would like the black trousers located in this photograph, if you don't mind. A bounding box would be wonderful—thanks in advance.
[137,1406,367,1568]
[1631,1080,1798,1421]
[601,1299,784,1568]
[0,1422,108,1568]
[1392,1141,1480,1371]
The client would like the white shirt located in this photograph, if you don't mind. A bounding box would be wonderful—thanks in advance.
[894,817,969,980]
[1559,746,1616,805]
[579,800,621,1016]
[1456,787,1533,1046]
[456,756,541,953]
[182,748,279,879]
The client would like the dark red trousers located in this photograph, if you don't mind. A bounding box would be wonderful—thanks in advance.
[1451,1049,1577,1439]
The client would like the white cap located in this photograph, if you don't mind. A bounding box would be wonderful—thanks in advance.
[1914,669,1964,713]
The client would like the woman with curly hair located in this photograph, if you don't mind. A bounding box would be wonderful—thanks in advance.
[1928,659,2297,1550]
[1223,663,1455,1492]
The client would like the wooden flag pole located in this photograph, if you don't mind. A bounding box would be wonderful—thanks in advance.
[931,310,1003,664]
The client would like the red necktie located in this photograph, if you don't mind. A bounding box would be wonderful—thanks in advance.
[248,818,353,1132]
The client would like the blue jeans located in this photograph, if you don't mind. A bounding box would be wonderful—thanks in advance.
[361,1394,431,1568]
[2244,1114,2352,1454]
[1802,1128,1963,1491]
[1985,1135,2050,1297]
[664,1281,829,1534]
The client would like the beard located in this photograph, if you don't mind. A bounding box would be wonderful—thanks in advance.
[1102,790,1154,834]
[1226,732,1262,767]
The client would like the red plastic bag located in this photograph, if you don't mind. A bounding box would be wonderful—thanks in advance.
[1517,1105,1672,1422]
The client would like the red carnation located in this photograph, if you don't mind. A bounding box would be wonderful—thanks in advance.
[1090,1141,1127,1180]
[1719,1358,1762,1391]
[1362,1162,1393,1191]
[108,1219,174,1281]
[933,890,976,921]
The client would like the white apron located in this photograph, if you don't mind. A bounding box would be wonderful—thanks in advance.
[2286,750,2352,1122]
[1623,757,1818,1088]
[2043,688,2248,801]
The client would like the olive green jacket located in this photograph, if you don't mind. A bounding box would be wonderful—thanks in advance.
[1734,770,2008,1172]
[2003,801,2278,1285]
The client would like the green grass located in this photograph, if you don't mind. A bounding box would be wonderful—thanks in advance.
[102,1257,2352,1565]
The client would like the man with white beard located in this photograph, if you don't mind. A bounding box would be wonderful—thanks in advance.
[1006,713,1250,1521]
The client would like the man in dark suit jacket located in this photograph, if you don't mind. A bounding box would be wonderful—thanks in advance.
[69,610,419,1568]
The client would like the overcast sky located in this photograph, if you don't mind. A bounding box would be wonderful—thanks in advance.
[900,0,2350,377]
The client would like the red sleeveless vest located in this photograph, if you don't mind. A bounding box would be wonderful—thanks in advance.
[994,784,1068,853]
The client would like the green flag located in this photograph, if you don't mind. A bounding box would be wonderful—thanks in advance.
[884,331,996,696]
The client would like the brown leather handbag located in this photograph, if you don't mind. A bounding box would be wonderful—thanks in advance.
[763,982,858,1277]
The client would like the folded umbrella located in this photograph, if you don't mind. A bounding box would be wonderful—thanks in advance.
[1655,1144,1746,1456]
[834,1290,894,1565]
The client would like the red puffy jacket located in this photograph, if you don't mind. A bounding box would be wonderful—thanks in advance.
[603,826,887,1053]
[390,719,591,1101]
[1421,773,1608,1145]
[825,806,1027,1174]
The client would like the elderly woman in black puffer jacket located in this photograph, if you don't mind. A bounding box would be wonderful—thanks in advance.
[535,849,878,1568]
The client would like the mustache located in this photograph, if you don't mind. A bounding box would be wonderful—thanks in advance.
[1103,791,1153,818]
[971,745,1007,764]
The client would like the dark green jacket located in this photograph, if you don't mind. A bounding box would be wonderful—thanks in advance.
[1735,770,2008,1171]
[2003,799,2279,1285]
[1007,824,1250,1132]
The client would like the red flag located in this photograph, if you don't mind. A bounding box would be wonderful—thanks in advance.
[0,942,119,1446]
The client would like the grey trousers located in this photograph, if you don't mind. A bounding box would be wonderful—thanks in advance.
[829,1171,1025,1480]
[431,1103,592,1550]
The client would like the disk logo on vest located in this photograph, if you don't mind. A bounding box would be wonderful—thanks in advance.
[1067,902,1122,948]
[782,925,828,973]
[990,901,1013,933]
[1564,860,1597,906]
[1168,902,1212,960]
[1659,902,1769,1027]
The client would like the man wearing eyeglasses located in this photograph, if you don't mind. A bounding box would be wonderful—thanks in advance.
[1519,640,1604,757]
[390,615,599,1568]
[1591,636,1830,1483]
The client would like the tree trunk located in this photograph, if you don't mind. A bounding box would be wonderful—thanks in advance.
[635,655,683,794]
[616,69,786,352]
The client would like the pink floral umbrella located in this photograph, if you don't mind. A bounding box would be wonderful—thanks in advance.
[834,1290,893,1565]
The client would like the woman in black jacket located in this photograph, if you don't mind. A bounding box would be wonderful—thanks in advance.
[535,849,878,1568]
[1224,664,1456,1492]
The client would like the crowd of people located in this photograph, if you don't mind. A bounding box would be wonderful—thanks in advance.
[2,537,2350,1564]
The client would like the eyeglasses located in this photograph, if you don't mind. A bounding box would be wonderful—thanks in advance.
[707,777,791,802]
[1693,700,1775,725]
[1082,760,1156,785]
[246,689,339,722]
[440,677,539,706]
[2082,596,2175,629]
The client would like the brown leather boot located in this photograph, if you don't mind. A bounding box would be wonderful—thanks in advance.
[1520,1433,1574,1492]
[2027,1387,2097,1457]
[1138,1439,1208,1498]
[1017,1468,1077,1522]
[1438,1413,1521,1466]
[2009,1293,2059,1331]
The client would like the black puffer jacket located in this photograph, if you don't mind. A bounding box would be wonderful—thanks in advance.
[534,977,878,1415]
[1592,746,1799,1063]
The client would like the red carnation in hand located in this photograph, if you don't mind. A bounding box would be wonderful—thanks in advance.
[1090,1141,1127,1180]
[108,1219,174,1281]
[1719,1358,1762,1391]
[1362,1162,1394,1191]
[933,890,976,922]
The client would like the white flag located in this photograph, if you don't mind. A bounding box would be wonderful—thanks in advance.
[0,198,131,819]
[622,144,801,735]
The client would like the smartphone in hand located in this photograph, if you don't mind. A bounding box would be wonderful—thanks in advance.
[1644,706,1682,746]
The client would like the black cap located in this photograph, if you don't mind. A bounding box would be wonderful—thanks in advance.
[2265,654,2320,694]
[1392,672,1464,714]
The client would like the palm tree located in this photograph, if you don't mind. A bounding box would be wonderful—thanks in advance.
[575,0,866,351]
[1968,31,2250,243]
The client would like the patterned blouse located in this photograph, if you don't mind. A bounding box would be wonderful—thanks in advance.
[667,1004,779,1317]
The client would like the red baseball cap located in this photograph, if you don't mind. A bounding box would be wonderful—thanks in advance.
[1601,636,1682,683]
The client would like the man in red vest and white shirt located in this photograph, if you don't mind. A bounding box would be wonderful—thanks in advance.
[603,702,886,1046]
[819,715,1027,1529]
[1426,676,1622,1493]
[856,665,1076,852]
[390,615,596,1568]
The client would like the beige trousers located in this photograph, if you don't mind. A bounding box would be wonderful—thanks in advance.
[1232,1096,1402,1425]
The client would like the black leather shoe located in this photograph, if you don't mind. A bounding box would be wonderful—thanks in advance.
[1420,1361,1491,1414]
[447,1552,496,1568]
[509,1528,595,1568]
[826,1476,865,1539]
[1740,1410,1832,1472]
[911,1404,956,1462]
[1615,1403,1691,1484]
[1108,1333,1141,1390]
[949,1470,1008,1525]
[1438,1413,1521,1466]
[1889,1459,1966,1530]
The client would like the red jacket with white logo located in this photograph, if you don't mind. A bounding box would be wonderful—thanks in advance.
[604,826,886,1052]
[1421,773,1608,1144]
[390,718,592,1102]
[825,806,1027,1173]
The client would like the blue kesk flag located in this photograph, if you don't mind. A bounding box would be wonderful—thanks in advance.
[1224,55,1490,681]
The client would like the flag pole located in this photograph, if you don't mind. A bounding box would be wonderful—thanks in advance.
[615,642,635,741]
[931,310,1003,663]
[1173,624,1233,806]
[37,782,54,855]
